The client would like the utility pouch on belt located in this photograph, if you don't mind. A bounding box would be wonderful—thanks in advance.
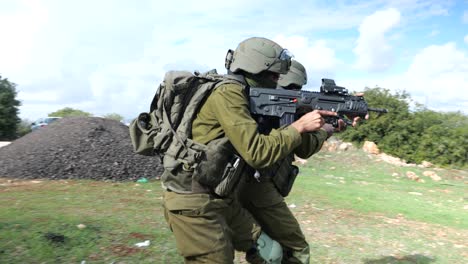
[214,155,246,197]
[272,163,299,197]
[266,155,298,197]
[193,138,244,197]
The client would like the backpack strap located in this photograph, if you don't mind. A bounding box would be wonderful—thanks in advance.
[209,73,247,93]
[223,73,247,84]
[162,100,188,151]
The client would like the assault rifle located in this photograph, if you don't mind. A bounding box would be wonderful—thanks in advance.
[249,78,388,127]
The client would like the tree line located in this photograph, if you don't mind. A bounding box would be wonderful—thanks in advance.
[338,87,468,168]
[0,76,21,140]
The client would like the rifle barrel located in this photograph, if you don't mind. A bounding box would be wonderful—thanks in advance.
[368,107,388,113]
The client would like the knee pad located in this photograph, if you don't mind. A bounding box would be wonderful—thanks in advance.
[256,232,282,264]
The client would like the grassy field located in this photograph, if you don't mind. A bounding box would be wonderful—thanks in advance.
[0,149,466,263]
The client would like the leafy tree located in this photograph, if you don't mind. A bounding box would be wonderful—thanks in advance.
[339,87,411,146]
[0,76,21,140]
[413,111,468,167]
[103,113,124,122]
[338,87,468,168]
[48,107,92,117]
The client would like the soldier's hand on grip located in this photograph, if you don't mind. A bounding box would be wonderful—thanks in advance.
[291,110,337,133]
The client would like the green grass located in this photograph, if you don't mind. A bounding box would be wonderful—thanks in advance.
[285,150,467,263]
[0,180,181,263]
[290,151,466,229]
[0,149,466,263]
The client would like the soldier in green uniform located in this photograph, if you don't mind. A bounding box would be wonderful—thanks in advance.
[236,59,362,263]
[235,60,327,263]
[162,37,341,263]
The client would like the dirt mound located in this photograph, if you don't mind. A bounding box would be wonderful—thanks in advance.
[0,117,163,181]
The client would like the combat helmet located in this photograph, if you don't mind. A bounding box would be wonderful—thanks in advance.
[225,37,292,75]
[278,60,307,89]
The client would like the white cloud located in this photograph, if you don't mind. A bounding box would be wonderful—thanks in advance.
[407,43,467,77]
[354,8,401,72]
[404,43,468,109]
[0,0,48,80]
[19,90,60,103]
[463,10,468,23]
[273,35,342,86]
[465,35,468,45]
[86,60,164,118]
[344,42,468,113]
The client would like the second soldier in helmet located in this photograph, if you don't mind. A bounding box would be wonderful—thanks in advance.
[236,59,340,263]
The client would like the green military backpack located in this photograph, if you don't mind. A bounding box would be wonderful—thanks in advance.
[129,69,229,158]
[129,70,245,194]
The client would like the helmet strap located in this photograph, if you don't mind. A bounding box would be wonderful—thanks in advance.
[225,49,234,70]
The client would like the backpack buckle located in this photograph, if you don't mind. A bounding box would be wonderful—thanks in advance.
[182,163,194,172]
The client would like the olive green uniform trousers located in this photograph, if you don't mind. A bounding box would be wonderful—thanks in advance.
[163,191,261,263]
[237,178,310,264]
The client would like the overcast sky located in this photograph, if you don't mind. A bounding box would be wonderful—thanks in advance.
[1,0,467,121]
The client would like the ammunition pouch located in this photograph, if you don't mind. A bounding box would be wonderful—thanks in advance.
[258,155,298,197]
[193,138,245,197]
[213,154,246,197]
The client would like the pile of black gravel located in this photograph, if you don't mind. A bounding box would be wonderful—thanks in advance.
[0,117,163,181]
